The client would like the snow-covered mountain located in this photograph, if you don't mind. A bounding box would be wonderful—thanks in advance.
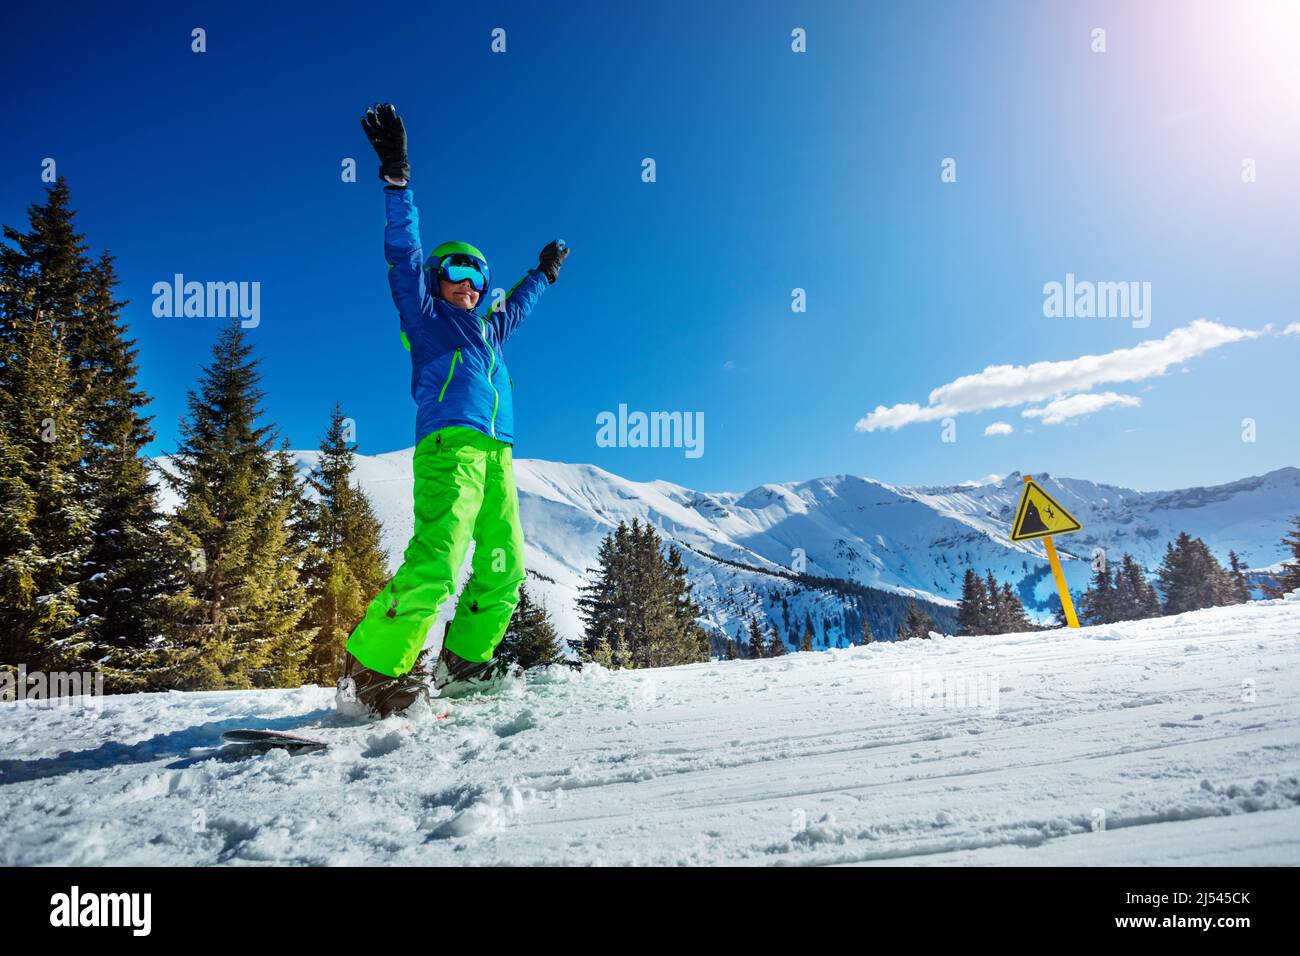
[299,450,1299,648]
[155,447,1296,648]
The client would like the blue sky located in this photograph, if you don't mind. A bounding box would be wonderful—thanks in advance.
[2,0,1297,493]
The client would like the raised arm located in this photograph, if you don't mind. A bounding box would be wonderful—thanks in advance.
[490,240,570,344]
[383,187,432,347]
[362,103,430,348]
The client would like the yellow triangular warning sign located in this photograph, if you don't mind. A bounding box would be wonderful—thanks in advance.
[1010,479,1082,541]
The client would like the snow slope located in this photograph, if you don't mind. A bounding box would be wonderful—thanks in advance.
[3,598,1297,865]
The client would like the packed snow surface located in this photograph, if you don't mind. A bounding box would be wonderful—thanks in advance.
[2,599,1298,866]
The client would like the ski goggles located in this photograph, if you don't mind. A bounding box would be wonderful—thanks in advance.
[434,253,490,293]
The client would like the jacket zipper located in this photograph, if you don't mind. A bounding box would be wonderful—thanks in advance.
[437,349,461,402]
[478,316,499,437]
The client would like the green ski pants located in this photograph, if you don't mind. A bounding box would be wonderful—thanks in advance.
[346,426,526,677]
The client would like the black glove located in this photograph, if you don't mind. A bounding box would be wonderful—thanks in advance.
[360,103,410,186]
[537,240,570,284]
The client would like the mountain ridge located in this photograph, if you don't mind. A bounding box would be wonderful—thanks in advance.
[153,452,1298,650]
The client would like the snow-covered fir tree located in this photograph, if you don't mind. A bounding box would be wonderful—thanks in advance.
[769,621,787,656]
[301,405,388,685]
[746,615,766,658]
[1111,554,1161,621]
[956,569,989,635]
[576,519,710,669]
[498,582,565,669]
[1080,558,1119,625]
[157,320,310,690]
[1157,531,1236,615]
[897,598,934,641]
[0,180,96,674]
[1265,517,1300,597]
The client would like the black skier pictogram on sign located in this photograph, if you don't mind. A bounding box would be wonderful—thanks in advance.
[1010,479,1082,542]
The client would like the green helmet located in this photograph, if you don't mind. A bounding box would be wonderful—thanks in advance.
[425,240,490,294]
[429,239,488,263]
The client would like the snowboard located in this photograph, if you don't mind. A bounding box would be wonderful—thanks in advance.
[221,729,330,751]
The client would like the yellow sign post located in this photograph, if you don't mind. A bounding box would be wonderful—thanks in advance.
[1011,475,1083,628]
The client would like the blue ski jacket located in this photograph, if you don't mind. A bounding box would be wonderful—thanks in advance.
[383,187,548,447]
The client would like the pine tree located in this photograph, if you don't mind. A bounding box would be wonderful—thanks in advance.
[983,570,1003,633]
[157,320,305,689]
[665,542,711,663]
[860,618,874,646]
[1226,550,1250,604]
[610,627,633,669]
[1109,557,1133,621]
[301,405,388,685]
[1155,539,1185,614]
[747,616,766,658]
[723,638,738,660]
[575,523,626,664]
[70,254,173,688]
[965,572,1031,634]
[768,621,787,656]
[589,633,614,668]
[0,302,90,670]
[998,582,1031,632]
[1135,562,1161,618]
[1079,557,1119,625]
[498,582,565,669]
[0,180,173,689]
[1157,532,1234,616]
[956,569,989,635]
[800,622,814,652]
[1111,554,1160,621]
[1202,539,1237,606]
[1265,517,1300,597]
[243,445,316,687]
[576,519,709,669]
[0,181,95,672]
[896,598,934,641]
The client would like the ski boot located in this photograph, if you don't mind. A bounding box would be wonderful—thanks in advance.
[336,651,430,717]
[432,645,507,698]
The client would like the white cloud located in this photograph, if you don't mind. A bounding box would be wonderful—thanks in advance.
[1021,391,1141,425]
[1284,322,1300,336]
[856,319,1262,431]
[983,421,1014,436]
